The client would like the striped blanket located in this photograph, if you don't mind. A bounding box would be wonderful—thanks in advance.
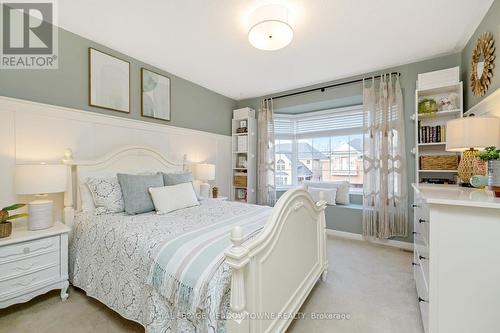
[148,205,270,312]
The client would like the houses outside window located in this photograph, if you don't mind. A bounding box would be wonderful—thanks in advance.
[274,105,364,190]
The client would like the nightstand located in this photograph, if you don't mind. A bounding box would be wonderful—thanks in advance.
[0,222,70,309]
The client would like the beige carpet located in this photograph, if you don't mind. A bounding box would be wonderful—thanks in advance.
[0,236,423,333]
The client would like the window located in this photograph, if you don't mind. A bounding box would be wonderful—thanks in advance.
[274,106,364,189]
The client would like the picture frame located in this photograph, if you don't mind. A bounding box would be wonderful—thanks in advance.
[88,48,130,113]
[141,68,171,121]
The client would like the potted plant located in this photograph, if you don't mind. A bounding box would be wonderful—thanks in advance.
[476,146,500,197]
[0,204,28,238]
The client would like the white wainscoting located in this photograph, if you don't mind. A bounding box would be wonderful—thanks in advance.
[0,96,231,222]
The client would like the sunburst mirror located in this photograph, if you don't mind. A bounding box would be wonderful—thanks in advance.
[470,32,495,97]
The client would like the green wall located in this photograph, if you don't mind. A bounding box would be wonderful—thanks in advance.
[461,0,500,110]
[0,27,237,136]
[239,53,463,243]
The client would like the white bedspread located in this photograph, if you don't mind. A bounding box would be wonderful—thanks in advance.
[69,199,270,333]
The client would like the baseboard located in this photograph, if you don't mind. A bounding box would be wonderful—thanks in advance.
[326,229,414,251]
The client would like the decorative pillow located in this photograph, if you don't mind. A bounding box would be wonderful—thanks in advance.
[308,187,337,206]
[79,183,96,212]
[161,171,193,186]
[304,181,350,205]
[86,177,124,214]
[149,182,200,215]
[117,173,164,215]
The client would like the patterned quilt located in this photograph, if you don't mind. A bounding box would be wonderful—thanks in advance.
[69,199,271,333]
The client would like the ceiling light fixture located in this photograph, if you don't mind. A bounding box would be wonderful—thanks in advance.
[248,4,293,51]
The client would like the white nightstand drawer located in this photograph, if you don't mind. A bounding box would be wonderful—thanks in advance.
[0,251,59,278]
[0,236,59,264]
[0,264,60,297]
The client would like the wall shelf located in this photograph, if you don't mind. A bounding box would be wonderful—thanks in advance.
[231,113,257,203]
[414,75,463,184]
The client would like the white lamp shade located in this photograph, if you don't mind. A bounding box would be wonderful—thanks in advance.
[195,163,215,181]
[16,164,67,195]
[446,117,500,152]
[248,4,293,51]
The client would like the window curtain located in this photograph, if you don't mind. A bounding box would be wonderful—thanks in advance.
[362,74,407,239]
[257,99,276,206]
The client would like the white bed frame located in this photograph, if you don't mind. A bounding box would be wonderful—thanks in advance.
[62,146,327,333]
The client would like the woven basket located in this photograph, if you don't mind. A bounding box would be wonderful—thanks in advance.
[420,155,459,170]
[0,222,12,238]
[233,175,247,188]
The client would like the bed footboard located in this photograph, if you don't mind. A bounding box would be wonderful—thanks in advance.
[225,189,327,333]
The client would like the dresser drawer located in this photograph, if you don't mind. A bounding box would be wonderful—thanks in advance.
[0,236,59,264]
[0,251,59,278]
[0,264,60,297]
[414,202,430,245]
[414,257,429,333]
[415,234,429,288]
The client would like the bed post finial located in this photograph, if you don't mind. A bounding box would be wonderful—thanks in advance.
[62,148,75,229]
[225,226,250,332]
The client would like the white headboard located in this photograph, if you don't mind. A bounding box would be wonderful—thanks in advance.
[62,146,187,228]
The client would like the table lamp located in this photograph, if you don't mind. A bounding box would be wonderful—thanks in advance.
[446,116,500,186]
[15,163,67,230]
[195,163,215,198]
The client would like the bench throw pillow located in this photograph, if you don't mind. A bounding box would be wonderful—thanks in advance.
[304,180,350,205]
[308,187,337,205]
[117,173,164,215]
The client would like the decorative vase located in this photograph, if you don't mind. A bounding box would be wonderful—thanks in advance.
[0,222,12,238]
[487,160,500,197]
[212,186,219,199]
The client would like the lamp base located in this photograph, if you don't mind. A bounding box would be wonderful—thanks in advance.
[458,149,478,184]
[199,183,210,199]
[28,199,54,230]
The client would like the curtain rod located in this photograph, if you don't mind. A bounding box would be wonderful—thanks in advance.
[264,72,401,102]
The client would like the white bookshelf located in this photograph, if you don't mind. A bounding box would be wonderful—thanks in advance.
[413,78,463,184]
[231,114,257,203]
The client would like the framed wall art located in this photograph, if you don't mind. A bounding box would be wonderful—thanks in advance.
[141,68,171,121]
[88,48,130,113]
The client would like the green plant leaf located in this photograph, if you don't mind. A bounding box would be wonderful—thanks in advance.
[4,213,28,221]
[2,203,26,211]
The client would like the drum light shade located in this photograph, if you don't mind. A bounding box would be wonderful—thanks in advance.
[195,163,215,181]
[446,117,500,152]
[248,4,293,51]
[15,164,67,195]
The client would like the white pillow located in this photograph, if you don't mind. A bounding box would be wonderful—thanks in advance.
[304,181,350,205]
[308,187,337,205]
[79,183,96,212]
[86,176,125,214]
[149,182,199,214]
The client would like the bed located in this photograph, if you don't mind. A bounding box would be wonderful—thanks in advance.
[63,146,327,333]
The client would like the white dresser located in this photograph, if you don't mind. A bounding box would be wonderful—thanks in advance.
[0,222,70,308]
[412,184,500,333]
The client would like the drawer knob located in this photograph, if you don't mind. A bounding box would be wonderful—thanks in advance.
[412,231,418,235]
[412,262,419,266]
[418,218,427,224]
[419,255,427,260]
[23,247,30,254]
[411,204,419,208]
[418,297,428,303]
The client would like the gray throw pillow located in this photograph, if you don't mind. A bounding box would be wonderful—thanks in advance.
[161,171,193,186]
[117,173,164,215]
